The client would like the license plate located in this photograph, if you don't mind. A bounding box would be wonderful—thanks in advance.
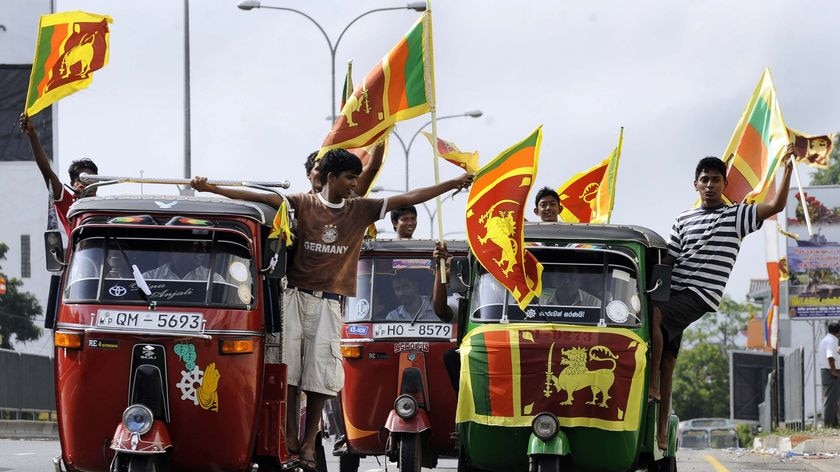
[96,309,204,333]
[373,323,452,339]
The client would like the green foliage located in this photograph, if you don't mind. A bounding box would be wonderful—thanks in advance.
[736,422,756,448]
[672,295,756,420]
[0,242,43,349]
[810,136,840,185]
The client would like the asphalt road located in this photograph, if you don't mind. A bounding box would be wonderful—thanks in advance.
[2,438,837,471]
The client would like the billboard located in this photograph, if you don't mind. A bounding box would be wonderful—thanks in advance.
[785,185,840,318]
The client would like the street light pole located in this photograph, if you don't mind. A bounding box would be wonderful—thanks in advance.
[237,0,426,122]
[391,110,483,191]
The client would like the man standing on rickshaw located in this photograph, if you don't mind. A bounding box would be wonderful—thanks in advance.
[649,150,794,451]
[192,149,472,470]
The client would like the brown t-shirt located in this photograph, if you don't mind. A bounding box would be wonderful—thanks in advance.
[285,192,387,296]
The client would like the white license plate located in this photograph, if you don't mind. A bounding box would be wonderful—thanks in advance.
[373,323,452,339]
[96,309,204,333]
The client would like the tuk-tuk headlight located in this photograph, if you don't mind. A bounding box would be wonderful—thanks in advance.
[531,413,559,441]
[394,394,418,420]
[122,404,153,435]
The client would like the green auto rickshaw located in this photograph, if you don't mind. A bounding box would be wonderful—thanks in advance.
[456,223,678,472]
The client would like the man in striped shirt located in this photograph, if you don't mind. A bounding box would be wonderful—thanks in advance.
[650,151,793,450]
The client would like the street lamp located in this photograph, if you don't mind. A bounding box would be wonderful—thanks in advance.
[371,186,464,238]
[391,110,483,191]
[237,0,426,122]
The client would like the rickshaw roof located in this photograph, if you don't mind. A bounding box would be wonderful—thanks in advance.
[361,238,469,255]
[67,195,277,226]
[523,222,668,250]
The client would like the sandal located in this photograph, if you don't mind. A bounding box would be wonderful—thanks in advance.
[298,457,318,472]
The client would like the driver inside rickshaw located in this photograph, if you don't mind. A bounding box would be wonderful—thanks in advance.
[142,241,224,282]
[385,268,440,321]
[538,266,601,307]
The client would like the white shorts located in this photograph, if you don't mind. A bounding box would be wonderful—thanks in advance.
[282,288,344,396]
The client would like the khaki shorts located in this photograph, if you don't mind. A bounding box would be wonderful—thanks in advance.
[283,288,344,395]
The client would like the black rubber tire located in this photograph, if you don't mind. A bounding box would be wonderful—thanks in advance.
[531,454,561,472]
[338,454,361,472]
[398,434,422,472]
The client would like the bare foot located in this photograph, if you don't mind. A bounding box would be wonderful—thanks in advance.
[657,435,668,451]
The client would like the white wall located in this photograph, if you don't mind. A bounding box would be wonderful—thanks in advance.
[0,0,52,64]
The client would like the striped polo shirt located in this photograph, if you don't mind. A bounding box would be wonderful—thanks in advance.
[668,203,762,311]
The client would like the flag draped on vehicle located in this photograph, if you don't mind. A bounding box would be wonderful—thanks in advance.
[720,68,790,204]
[456,324,647,432]
[465,127,544,310]
[421,132,479,173]
[268,199,293,247]
[320,12,432,156]
[25,11,112,117]
[590,128,623,224]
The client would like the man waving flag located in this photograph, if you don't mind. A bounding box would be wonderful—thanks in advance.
[465,127,544,309]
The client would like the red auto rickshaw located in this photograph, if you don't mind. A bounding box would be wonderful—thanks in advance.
[43,180,311,472]
[333,239,468,472]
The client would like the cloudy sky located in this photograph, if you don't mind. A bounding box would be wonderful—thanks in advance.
[36,0,840,303]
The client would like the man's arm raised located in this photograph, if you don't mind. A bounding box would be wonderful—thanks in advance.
[385,173,473,213]
[191,176,283,207]
[20,113,62,199]
[756,144,795,222]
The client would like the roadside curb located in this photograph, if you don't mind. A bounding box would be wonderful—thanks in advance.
[0,420,58,440]
[753,434,840,472]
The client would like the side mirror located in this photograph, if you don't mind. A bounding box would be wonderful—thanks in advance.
[43,231,65,272]
[648,264,672,302]
[453,258,470,290]
[261,238,287,279]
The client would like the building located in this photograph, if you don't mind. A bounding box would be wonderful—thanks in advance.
[0,0,55,355]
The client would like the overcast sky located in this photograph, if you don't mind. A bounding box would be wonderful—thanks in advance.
[39,0,840,303]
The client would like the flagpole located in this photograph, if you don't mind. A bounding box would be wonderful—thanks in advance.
[423,1,446,282]
[790,161,813,237]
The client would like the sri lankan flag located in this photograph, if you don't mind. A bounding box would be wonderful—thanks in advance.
[25,11,112,117]
[465,127,543,310]
[556,160,608,223]
[319,12,432,155]
[720,68,790,204]
[590,128,623,224]
[456,324,647,432]
[421,131,479,173]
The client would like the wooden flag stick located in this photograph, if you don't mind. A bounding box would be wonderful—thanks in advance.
[789,161,813,237]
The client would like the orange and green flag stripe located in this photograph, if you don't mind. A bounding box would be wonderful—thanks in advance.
[25,11,112,117]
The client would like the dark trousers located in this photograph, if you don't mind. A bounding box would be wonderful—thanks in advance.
[821,369,840,427]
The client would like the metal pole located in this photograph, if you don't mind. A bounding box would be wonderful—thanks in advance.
[182,0,193,195]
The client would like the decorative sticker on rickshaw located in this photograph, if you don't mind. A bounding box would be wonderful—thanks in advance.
[173,343,221,412]
[392,259,432,269]
[238,284,252,304]
[354,298,370,321]
[456,323,647,432]
[395,341,430,353]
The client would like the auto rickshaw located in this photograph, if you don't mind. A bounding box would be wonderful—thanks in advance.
[43,184,311,472]
[334,239,468,472]
[456,223,678,472]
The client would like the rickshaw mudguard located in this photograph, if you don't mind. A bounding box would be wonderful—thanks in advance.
[384,408,431,433]
[527,429,570,456]
[110,420,172,453]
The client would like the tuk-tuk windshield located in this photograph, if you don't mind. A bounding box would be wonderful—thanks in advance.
[64,230,254,308]
[344,256,465,323]
[470,248,642,327]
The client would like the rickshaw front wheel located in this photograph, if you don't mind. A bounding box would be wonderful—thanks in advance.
[398,433,422,472]
[338,454,360,472]
[529,454,561,472]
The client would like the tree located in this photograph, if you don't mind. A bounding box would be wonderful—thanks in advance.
[809,136,840,185]
[0,242,43,349]
[671,295,757,419]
